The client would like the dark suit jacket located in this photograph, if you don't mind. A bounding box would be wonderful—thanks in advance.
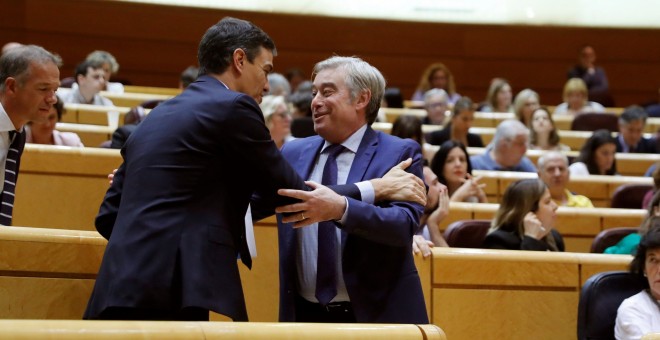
[277,127,428,323]
[84,76,357,321]
[615,136,658,154]
[483,228,565,251]
[425,124,484,147]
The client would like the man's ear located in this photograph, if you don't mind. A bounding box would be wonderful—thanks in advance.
[355,89,371,111]
[3,77,17,95]
[232,48,247,74]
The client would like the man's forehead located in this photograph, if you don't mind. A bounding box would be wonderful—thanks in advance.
[544,157,568,168]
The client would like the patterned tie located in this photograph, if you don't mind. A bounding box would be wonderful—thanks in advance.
[315,144,345,306]
[0,130,25,226]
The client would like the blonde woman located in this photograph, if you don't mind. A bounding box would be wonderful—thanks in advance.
[259,95,293,149]
[553,78,605,115]
[412,62,461,104]
[480,78,513,113]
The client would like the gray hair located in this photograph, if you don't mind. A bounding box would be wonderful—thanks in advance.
[619,105,648,125]
[86,50,120,74]
[423,88,448,105]
[537,151,569,171]
[312,56,385,125]
[267,73,291,96]
[491,119,529,148]
[0,44,60,92]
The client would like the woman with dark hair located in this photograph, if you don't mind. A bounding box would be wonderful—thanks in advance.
[26,95,84,147]
[483,178,564,251]
[426,96,484,148]
[430,140,487,203]
[412,62,461,105]
[528,107,569,151]
[614,226,660,339]
[391,115,423,146]
[569,129,617,176]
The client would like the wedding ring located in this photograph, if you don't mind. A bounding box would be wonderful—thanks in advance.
[301,213,306,220]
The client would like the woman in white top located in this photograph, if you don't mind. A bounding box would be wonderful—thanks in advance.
[553,78,605,116]
[615,226,660,339]
[569,129,617,176]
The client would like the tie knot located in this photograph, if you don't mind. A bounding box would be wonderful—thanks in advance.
[324,144,345,158]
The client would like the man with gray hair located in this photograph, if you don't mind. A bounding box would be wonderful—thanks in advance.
[273,56,428,323]
[423,88,449,125]
[616,105,657,153]
[470,119,536,172]
[267,72,291,97]
[0,45,60,225]
[537,151,593,208]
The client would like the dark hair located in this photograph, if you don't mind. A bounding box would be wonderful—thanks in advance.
[74,60,104,83]
[430,140,473,187]
[197,17,276,76]
[452,96,473,117]
[0,45,60,91]
[179,66,199,89]
[577,129,617,175]
[391,115,423,146]
[289,91,313,117]
[54,95,64,121]
[384,87,404,108]
[629,225,660,284]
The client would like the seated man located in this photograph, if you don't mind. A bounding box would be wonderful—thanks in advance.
[537,151,593,208]
[423,88,449,125]
[616,105,657,153]
[60,60,114,106]
[470,119,536,172]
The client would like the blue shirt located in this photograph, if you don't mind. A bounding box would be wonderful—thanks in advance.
[470,147,537,172]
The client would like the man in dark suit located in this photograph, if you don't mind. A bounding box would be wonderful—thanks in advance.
[616,106,657,154]
[274,56,428,323]
[85,18,425,322]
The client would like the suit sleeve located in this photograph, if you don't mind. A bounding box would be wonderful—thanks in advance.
[336,140,424,247]
[95,160,126,239]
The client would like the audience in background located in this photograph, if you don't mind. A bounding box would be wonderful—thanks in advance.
[179,66,199,89]
[537,152,593,208]
[391,115,424,145]
[422,88,449,125]
[259,95,292,149]
[567,45,610,106]
[413,165,450,258]
[569,129,617,176]
[60,60,114,106]
[528,107,569,151]
[426,96,484,147]
[479,78,513,113]
[471,120,536,172]
[412,62,461,105]
[616,105,657,153]
[289,89,315,138]
[553,78,605,115]
[643,164,660,209]
[26,95,83,147]
[513,88,540,126]
[614,226,660,339]
[383,87,404,108]
[267,73,291,97]
[606,192,660,255]
[484,178,564,251]
[646,87,660,118]
[85,50,124,93]
[284,67,305,93]
[431,140,487,203]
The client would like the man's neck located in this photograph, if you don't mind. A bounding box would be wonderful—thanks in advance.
[79,88,96,104]
[490,149,510,169]
[549,187,567,203]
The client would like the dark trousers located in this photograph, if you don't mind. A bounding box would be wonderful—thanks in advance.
[97,306,209,321]
[294,294,356,323]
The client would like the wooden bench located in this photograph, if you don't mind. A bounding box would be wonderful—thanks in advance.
[439,202,645,253]
[54,122,114,147]
[123,85,181,96]
[101,91,172,108]
[0,320,445,339]
[62,103,131,129]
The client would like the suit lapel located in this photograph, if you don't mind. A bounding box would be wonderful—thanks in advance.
[346,127,378,184]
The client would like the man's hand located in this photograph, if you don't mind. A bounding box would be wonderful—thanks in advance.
[108,169,117,185]
[275,181,347,228]
[370,158,426,206]
[412,235,434,258]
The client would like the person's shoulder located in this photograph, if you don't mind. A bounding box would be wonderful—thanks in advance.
[517,157,537,172]
[281,135,322,154]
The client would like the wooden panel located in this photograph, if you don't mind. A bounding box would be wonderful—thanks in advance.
[577,253,631,287]
[433,288,577,340]
[0,277,95,319]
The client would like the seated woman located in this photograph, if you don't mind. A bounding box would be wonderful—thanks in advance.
[259,95,293,149]
[614,226,660,339]
[483,178,564,251]
[642,164,660,209]
[430,140,488,203]
[569,129,617,176]
[26,96,84,147]
[553,78,605,116]
[411,62,461,105]
[479,78,513,113]
[605,191,660,255]
[426,97,484,148]
[513,88,540,126]
[528,107,570,151]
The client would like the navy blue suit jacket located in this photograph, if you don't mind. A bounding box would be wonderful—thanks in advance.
[85,76,336,321]
[277,127,429,323]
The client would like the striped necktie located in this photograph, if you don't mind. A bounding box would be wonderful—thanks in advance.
[0,130,25,226]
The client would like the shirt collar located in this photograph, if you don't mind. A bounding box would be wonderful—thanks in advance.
[321,124,368,154]
[0,102,18,132]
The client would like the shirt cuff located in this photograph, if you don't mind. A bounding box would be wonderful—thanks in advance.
[338,197,350,224]
[355,181,375,204]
